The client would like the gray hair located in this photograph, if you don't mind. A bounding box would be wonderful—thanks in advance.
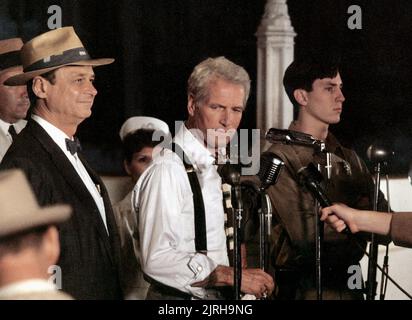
[187,56,251,107]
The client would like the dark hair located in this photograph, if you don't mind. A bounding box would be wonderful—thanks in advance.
[122,129,162,163]
[0,225,49,259]
[283,55,341,110]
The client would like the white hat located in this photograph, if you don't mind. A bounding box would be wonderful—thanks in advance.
[0,169,72,238]
[119,116,170,141]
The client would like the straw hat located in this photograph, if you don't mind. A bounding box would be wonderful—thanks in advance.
[0,169,71,238]
[5,26,114,86]
[119,116,170,141]
[0,38,23,71]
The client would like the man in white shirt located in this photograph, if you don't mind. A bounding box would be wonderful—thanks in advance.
[0,38,30,162]
[0,169,72,300]
[0,27,122,299]
[134,57,274,299]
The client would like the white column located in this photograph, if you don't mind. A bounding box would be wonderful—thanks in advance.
[256,0,296,133]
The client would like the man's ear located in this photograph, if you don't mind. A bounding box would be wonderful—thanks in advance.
[32,77,48,99]
[187,95,196,117]
[293,89,309,107]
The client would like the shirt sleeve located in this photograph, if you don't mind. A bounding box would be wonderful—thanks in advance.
[133,158,218,298]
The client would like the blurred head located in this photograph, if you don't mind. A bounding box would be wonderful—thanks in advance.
[0,225,60,281]
[0,66,29,123]
[0,38,29,123]
[186,57,250,150]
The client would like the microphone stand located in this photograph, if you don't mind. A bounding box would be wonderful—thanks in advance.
[366,162,381,300]
[232,178,243,300]
[259,191,272,272]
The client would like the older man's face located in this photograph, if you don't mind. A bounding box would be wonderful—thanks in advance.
[188,78,245,151]
[0,66,30,123]
[42,66,97,126]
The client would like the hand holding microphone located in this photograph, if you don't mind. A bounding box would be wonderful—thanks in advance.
[297,163,351,234]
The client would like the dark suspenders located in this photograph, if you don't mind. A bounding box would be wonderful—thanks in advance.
[165,142,207,254]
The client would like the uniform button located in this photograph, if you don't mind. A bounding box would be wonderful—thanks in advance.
[197,266,203,272]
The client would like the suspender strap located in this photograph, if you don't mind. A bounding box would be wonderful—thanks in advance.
[166,142,208,253]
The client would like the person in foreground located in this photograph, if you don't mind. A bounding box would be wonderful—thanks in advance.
[0,169,72,300]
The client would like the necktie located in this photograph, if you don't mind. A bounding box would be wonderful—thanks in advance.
[65,137,82,155]
[8,125,17,140]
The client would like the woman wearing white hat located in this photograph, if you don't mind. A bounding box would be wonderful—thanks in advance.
[114,116,169,299]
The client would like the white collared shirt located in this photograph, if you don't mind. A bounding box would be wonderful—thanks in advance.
[32,115,108,233]
[0,118,27,162]
[133,124,228,298]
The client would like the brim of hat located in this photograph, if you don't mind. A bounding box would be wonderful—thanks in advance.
[0,204,72,238]
[4,58,114,86]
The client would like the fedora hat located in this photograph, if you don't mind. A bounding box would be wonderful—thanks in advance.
[119,116,171,141]
[5,26,114,86]
[0,169,71,239]
[0,38,23,71]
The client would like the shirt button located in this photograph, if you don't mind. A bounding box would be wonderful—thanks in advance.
[197,266,203,272]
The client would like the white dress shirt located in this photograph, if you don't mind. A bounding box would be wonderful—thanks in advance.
[32,115,108,233]
[0,118,27,162]
[133,124,229,298]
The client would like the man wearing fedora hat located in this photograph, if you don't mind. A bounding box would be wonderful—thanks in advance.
[0,38,30,162]
[0,27,122,299]
[0,169,72,300]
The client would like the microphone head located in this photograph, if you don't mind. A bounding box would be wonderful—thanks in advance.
[366,144,394,163]
[218,164,241,185]
[297,163,331,207]
[297,162,324,186]
[257,152,284,190]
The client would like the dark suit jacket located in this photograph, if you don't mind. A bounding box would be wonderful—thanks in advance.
[0,120,122,300]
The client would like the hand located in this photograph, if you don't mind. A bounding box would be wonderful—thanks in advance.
[240,268,274,299]
[191,265,274,299]
[320,203,359,233]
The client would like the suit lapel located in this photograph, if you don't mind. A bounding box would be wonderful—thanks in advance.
[26,120,115,264]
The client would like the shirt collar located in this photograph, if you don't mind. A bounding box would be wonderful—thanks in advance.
[31,114,74,156]
[0,279,56,299]
[174,124,225,170]
[0,118,11,135]
[288,120,342,154]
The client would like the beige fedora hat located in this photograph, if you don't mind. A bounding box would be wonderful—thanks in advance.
[0,38,23,71]
[5,26,114,86]
[119,116,171,141]
[0,169,71,238]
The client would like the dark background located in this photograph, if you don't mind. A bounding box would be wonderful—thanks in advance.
[1,0,411,175]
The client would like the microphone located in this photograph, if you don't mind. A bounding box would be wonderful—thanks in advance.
[257,152,284,190]
[298,163,350,234]
[297,163,331,207]
[366,144,394,164]
[218,164,241,186]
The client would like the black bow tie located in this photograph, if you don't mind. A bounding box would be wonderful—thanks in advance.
[65,137,82,155]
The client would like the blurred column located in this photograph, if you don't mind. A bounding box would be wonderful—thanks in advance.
[256,0,296,134]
